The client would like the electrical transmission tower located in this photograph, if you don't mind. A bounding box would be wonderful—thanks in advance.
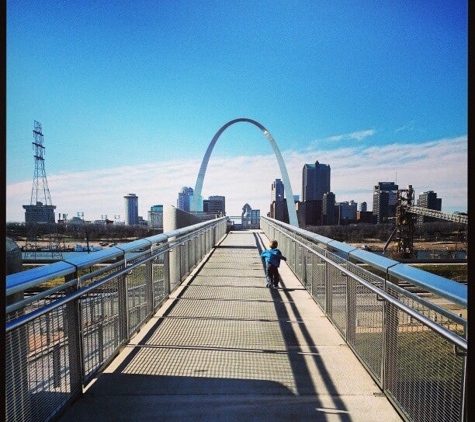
[31,120,54,207]
[23,121,62,260]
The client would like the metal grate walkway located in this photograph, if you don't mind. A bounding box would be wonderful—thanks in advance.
[58,231,403,422]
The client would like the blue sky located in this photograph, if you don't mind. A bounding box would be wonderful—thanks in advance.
[6,0,467,222]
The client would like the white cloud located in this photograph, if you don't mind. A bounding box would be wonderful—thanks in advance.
[6,136,467,222]
[395,120,416,133]
[324,129,376,143]
[347,129,376,141]
[307,129,377,150]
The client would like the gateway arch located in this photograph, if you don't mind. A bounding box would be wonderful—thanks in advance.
[191,118,299,227]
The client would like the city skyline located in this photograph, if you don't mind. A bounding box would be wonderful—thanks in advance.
[6,1,467,222]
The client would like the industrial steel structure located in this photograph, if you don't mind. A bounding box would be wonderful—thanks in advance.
[384,185,468,258]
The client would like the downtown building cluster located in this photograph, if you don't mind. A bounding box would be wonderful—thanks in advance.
[176,186,260,228]
[269,160,443,227]
[18,121,447,229]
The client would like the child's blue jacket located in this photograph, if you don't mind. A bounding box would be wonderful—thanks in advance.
[261,248,287,268]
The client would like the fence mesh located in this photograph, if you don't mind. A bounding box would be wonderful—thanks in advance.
[260,217,466,422]
[6,302,74,422]
[385,304,465,422]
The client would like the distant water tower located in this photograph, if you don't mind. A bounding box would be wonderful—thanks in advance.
[124,193,139,225]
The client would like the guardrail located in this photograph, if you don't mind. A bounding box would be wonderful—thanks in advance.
[5,217,227,422]
[260,216,467,422]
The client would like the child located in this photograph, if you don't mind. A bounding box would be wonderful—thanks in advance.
[261,240,287,289]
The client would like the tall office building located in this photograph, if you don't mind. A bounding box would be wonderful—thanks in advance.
[271,179,284,202]
[177,187,194,211]
[417,191,442,223]
[302,161,331,202]
[372,182,398,224]
[337,200,357,224]
[148,204,163,229]
[322,192,336,225]
[124,193,139,225]
[270,179,288,222]
[205,195,226,214]
[242,203,260,229]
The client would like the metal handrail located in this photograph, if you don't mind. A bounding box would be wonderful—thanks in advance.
[262,217,466,350]
[261,215,467,422]
[6,217,226,297]
[261,216,467,307]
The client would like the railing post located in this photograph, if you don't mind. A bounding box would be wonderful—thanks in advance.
[180,244,186,281]
[324,254,331,315]
[346,275,357,344]
[53,343,61,388]
[118,271,129,342]
[146,256,153,315]
[309,252,314,296]
[190,237,196,269]
[173,244,182,290]
[63,275,84,402]
[163,250,171,297]
[98,314,104,363]
[382,274,399,394]
[301,250,307,287]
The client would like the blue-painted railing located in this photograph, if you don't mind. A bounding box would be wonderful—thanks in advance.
[6,217,227,422]
[260,216,467,422]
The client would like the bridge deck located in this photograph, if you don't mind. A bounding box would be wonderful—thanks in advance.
[58,231,403,421]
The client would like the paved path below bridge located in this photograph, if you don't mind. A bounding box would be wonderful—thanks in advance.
[58,230,403,422]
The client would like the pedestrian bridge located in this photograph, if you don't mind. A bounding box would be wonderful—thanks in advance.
[6,217,467,422]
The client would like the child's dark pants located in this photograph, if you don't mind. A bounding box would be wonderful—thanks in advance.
[266,263,280,287]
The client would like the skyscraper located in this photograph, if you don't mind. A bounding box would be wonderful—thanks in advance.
[372,182,398,224]
[302,161,331,202]
[209,195,226,213]
[242,203,260,229]
[417,191,442,223]
[270,179,287,222]
[271,179,284,202]
[337,200,357,224]
[148,204,163,229]
[322,192,336,225]
[177,187,194,211]
[124,193,139,225]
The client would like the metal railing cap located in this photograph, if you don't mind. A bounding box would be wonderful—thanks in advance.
[113,238,153,252]
[388,264,467,308]
[261,217,332,244]
[349,248,399,272]
[61,247,125,269]
[7,261,77,295]
[6,217,226,297]
[308,232,334,245]
[327,240,357,254]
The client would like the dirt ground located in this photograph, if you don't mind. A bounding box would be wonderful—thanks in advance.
[349,239,466,252]
[23,238,467,253]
